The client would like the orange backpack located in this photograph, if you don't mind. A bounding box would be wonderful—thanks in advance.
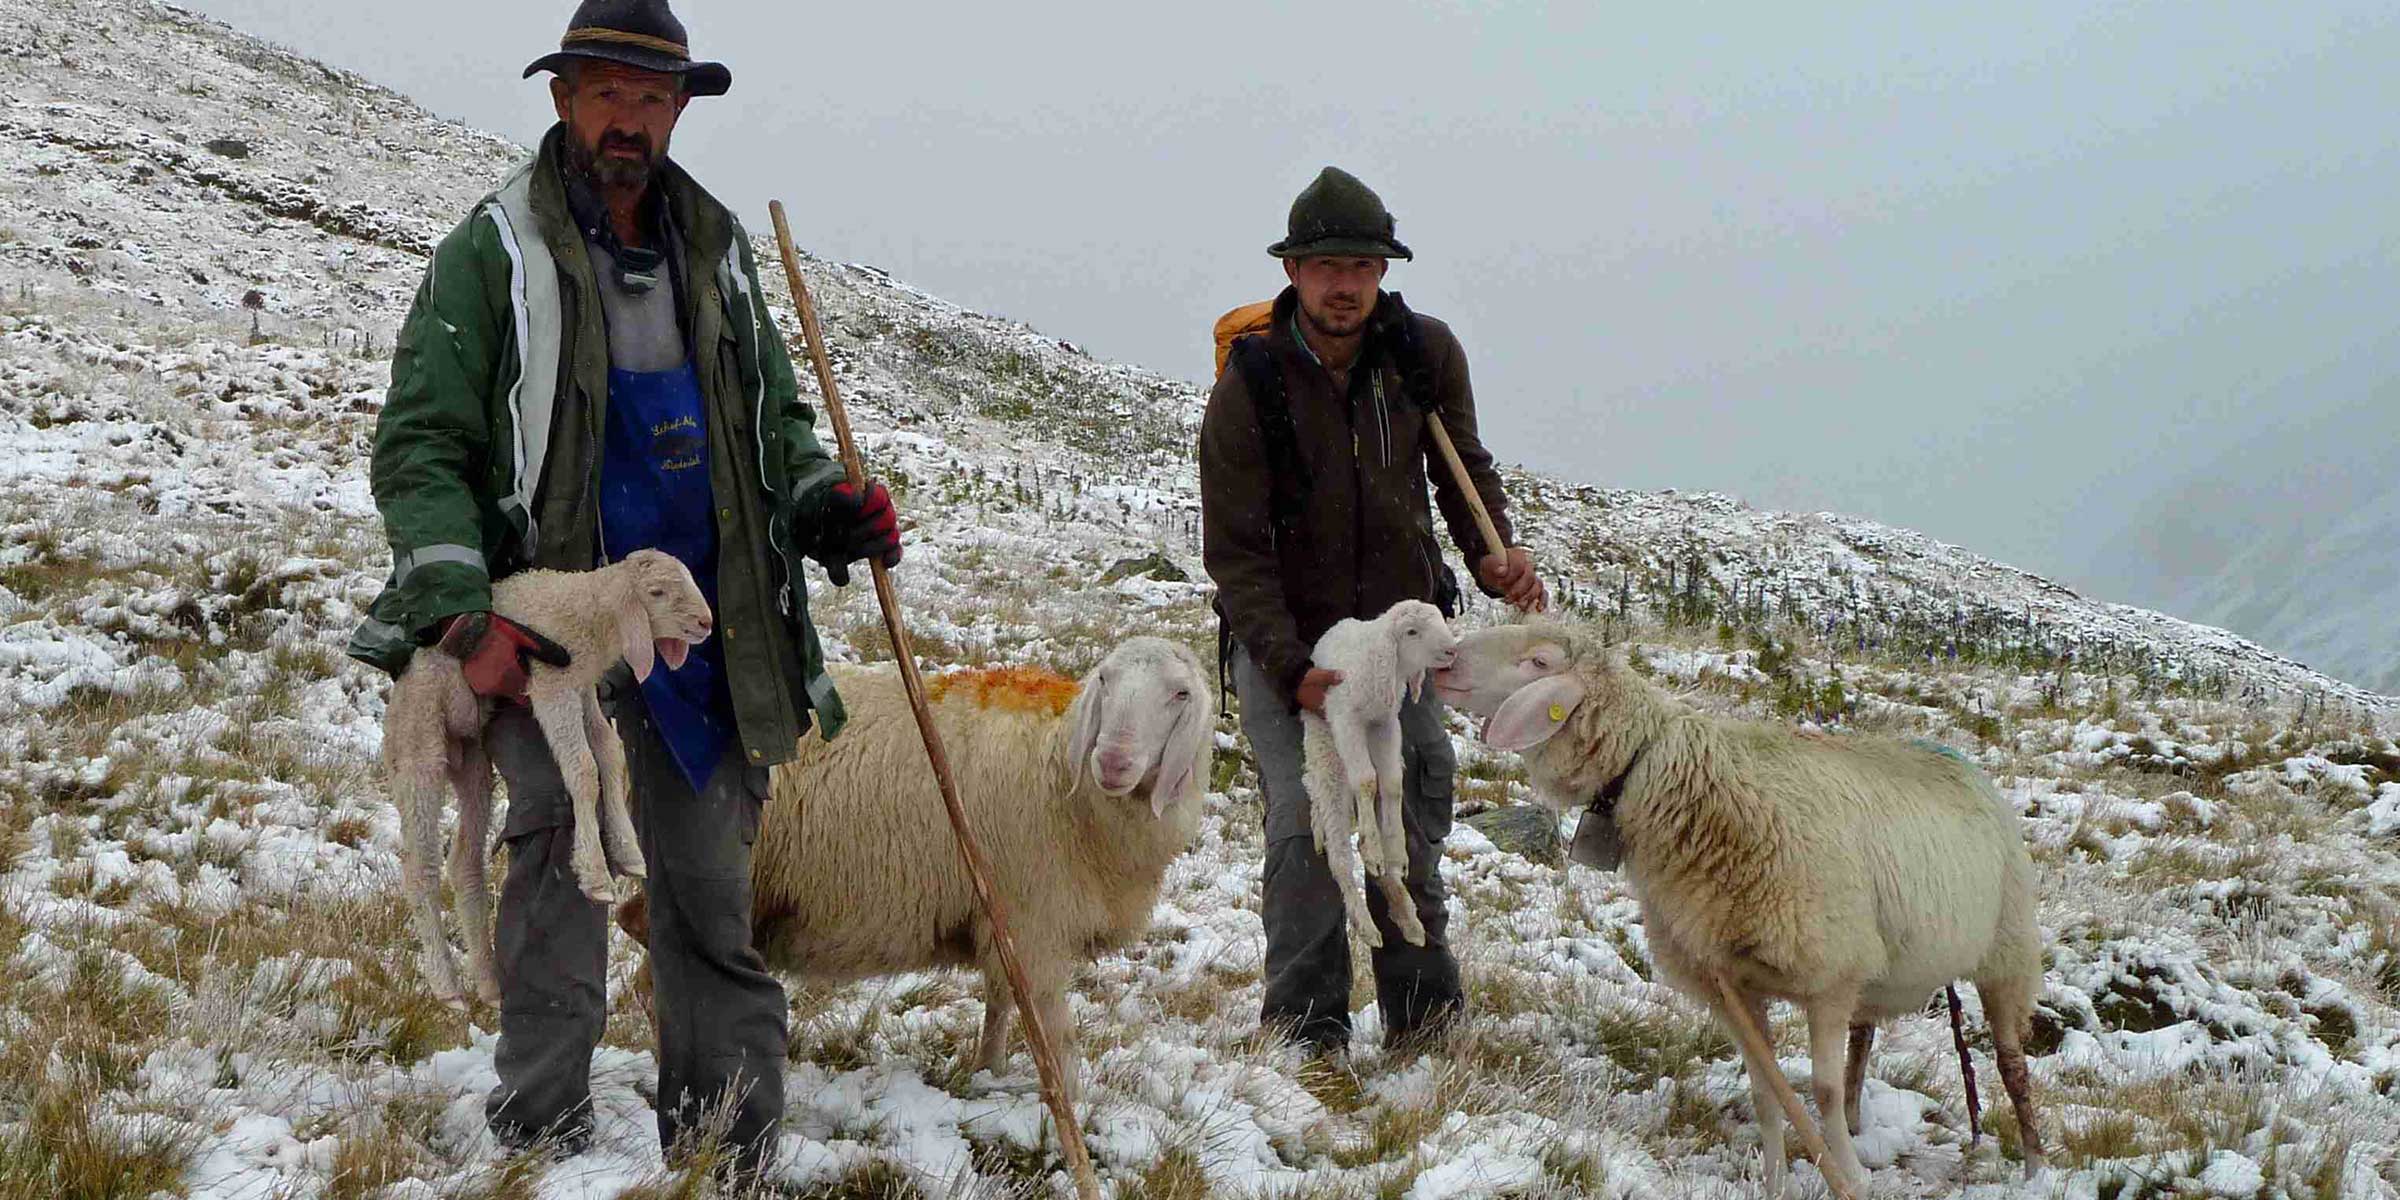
[1211,300,1276,375]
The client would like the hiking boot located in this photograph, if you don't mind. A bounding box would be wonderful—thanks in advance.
[490,1116,593,1159]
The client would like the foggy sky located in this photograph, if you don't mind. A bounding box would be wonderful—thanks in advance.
[177,0,2400,609]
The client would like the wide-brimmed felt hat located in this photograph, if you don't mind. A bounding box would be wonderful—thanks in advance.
[524,0,731,98]
[1268,166,1413,261]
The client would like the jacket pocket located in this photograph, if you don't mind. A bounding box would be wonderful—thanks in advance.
[1405,703,1457,844]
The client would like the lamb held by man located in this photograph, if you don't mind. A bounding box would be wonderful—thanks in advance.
[1433,622,2048,1197]
[383,548,714,1010]
[616,636,1213,1103]
[1301,599,1459,949]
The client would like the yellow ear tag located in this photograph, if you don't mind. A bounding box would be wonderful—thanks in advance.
[1549,704,1567,723]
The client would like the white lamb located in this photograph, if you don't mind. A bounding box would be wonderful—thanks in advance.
[1434,622,2047,1196]
[1301,599,1459,949]
[383,548,714,1010]
[616,636,1212,1102]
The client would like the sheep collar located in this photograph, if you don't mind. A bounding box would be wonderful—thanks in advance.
[1569,745,1646,871]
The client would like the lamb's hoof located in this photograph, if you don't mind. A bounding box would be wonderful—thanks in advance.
[574,867,616,905]
[1358,831,1387,875]
[419,952,466,1006]
[609,846,648,881]
[474,969,503,1007]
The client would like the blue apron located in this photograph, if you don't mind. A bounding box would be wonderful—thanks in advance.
[598,362,735,792]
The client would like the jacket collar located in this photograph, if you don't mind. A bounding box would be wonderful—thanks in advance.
[1267,286,1402,380]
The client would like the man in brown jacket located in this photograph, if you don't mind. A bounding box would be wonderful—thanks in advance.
[1199,167,1545,1054]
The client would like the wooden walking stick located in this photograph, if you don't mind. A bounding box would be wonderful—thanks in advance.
[767,201,1103,1200]
[1713,977,1861,1200]
[1420,411,1545,614]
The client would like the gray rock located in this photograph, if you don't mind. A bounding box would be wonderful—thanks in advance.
[1463,805,1562,866]
[1100,551,1188,584]
[203,137,251,159]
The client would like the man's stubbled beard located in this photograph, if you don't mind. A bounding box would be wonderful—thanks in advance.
[566,129,663,192]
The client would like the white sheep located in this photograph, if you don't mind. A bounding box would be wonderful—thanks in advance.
[616,636,1213,1102]
[1301,599,1459,949]
[1434,622,2047,1196]
[383,548,714,1010]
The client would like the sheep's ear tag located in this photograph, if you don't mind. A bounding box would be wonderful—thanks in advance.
[1486,675,1585,752]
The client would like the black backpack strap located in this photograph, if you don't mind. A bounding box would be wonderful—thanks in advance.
[1374,291,1441,413]
[1230,334,1307,534]
[1216,333,1306,717]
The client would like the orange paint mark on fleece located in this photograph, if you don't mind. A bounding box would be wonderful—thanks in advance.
[929,666,1081,718]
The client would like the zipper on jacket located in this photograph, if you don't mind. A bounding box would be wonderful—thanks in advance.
[553,278,600,566]
[1345,370,1368,617]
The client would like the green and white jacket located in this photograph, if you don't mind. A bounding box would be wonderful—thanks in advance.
[350,124,849,752]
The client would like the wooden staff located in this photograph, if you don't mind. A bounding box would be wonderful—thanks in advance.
[1421,413,1544,613]
[1713,977,1860,1200]
[767,201,1102,1200]
[1423,418,1505,567]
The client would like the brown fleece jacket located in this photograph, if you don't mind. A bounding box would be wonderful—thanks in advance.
[1198,288,1515,706]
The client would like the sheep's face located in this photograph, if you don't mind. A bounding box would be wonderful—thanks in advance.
[618,549,714,683]
[1433,624,1575,718]
[1066,637,1213,816]
[1381,600,1460,699]
[1435,622,1647,754]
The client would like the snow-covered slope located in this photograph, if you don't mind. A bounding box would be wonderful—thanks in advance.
[4,2,2399,1198]
[2082,410,2400,699]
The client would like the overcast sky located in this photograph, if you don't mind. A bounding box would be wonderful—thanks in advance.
[181,0,2400,607]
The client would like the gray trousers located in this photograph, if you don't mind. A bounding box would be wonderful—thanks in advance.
[481,693,786,1166]
[1232,646,1462,1050]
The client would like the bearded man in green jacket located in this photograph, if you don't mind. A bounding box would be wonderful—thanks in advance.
[348,0,899,1173]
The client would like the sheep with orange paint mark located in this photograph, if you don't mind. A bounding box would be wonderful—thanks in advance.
[618,637,1212,1101]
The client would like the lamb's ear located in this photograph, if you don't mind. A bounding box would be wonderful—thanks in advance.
[619,594,657,683]
[1065,676,1105,788]
[1485,674,1586,752]
[1152,694,1209,818]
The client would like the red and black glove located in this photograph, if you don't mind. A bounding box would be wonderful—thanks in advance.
[813,479,903,586]
[436,611,573,703]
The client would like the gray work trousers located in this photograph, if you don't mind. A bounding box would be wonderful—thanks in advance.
[480,692,786,1167]
[1232,646,1462,1051]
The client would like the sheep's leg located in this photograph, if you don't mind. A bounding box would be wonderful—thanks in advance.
[1977,977,2049,1177]
[1373,867,1425,948]
[1806,999,1871,1193]
[585,692,645,881]
[530,689,613,904]
[1306,728,1380,948]
[1302,723,1340,859]
[1031,976,1081,1109]
[1369,708,1424,946]
[446,738,502,1007]
[1368,716,1410,887]
[1844,1023,1874,1137]
[970,970,1013,1077]
[1322,801,1380,950]
[394,751,467,1009]
[1328,716,1384,874]
[1730,990,1788,1200]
